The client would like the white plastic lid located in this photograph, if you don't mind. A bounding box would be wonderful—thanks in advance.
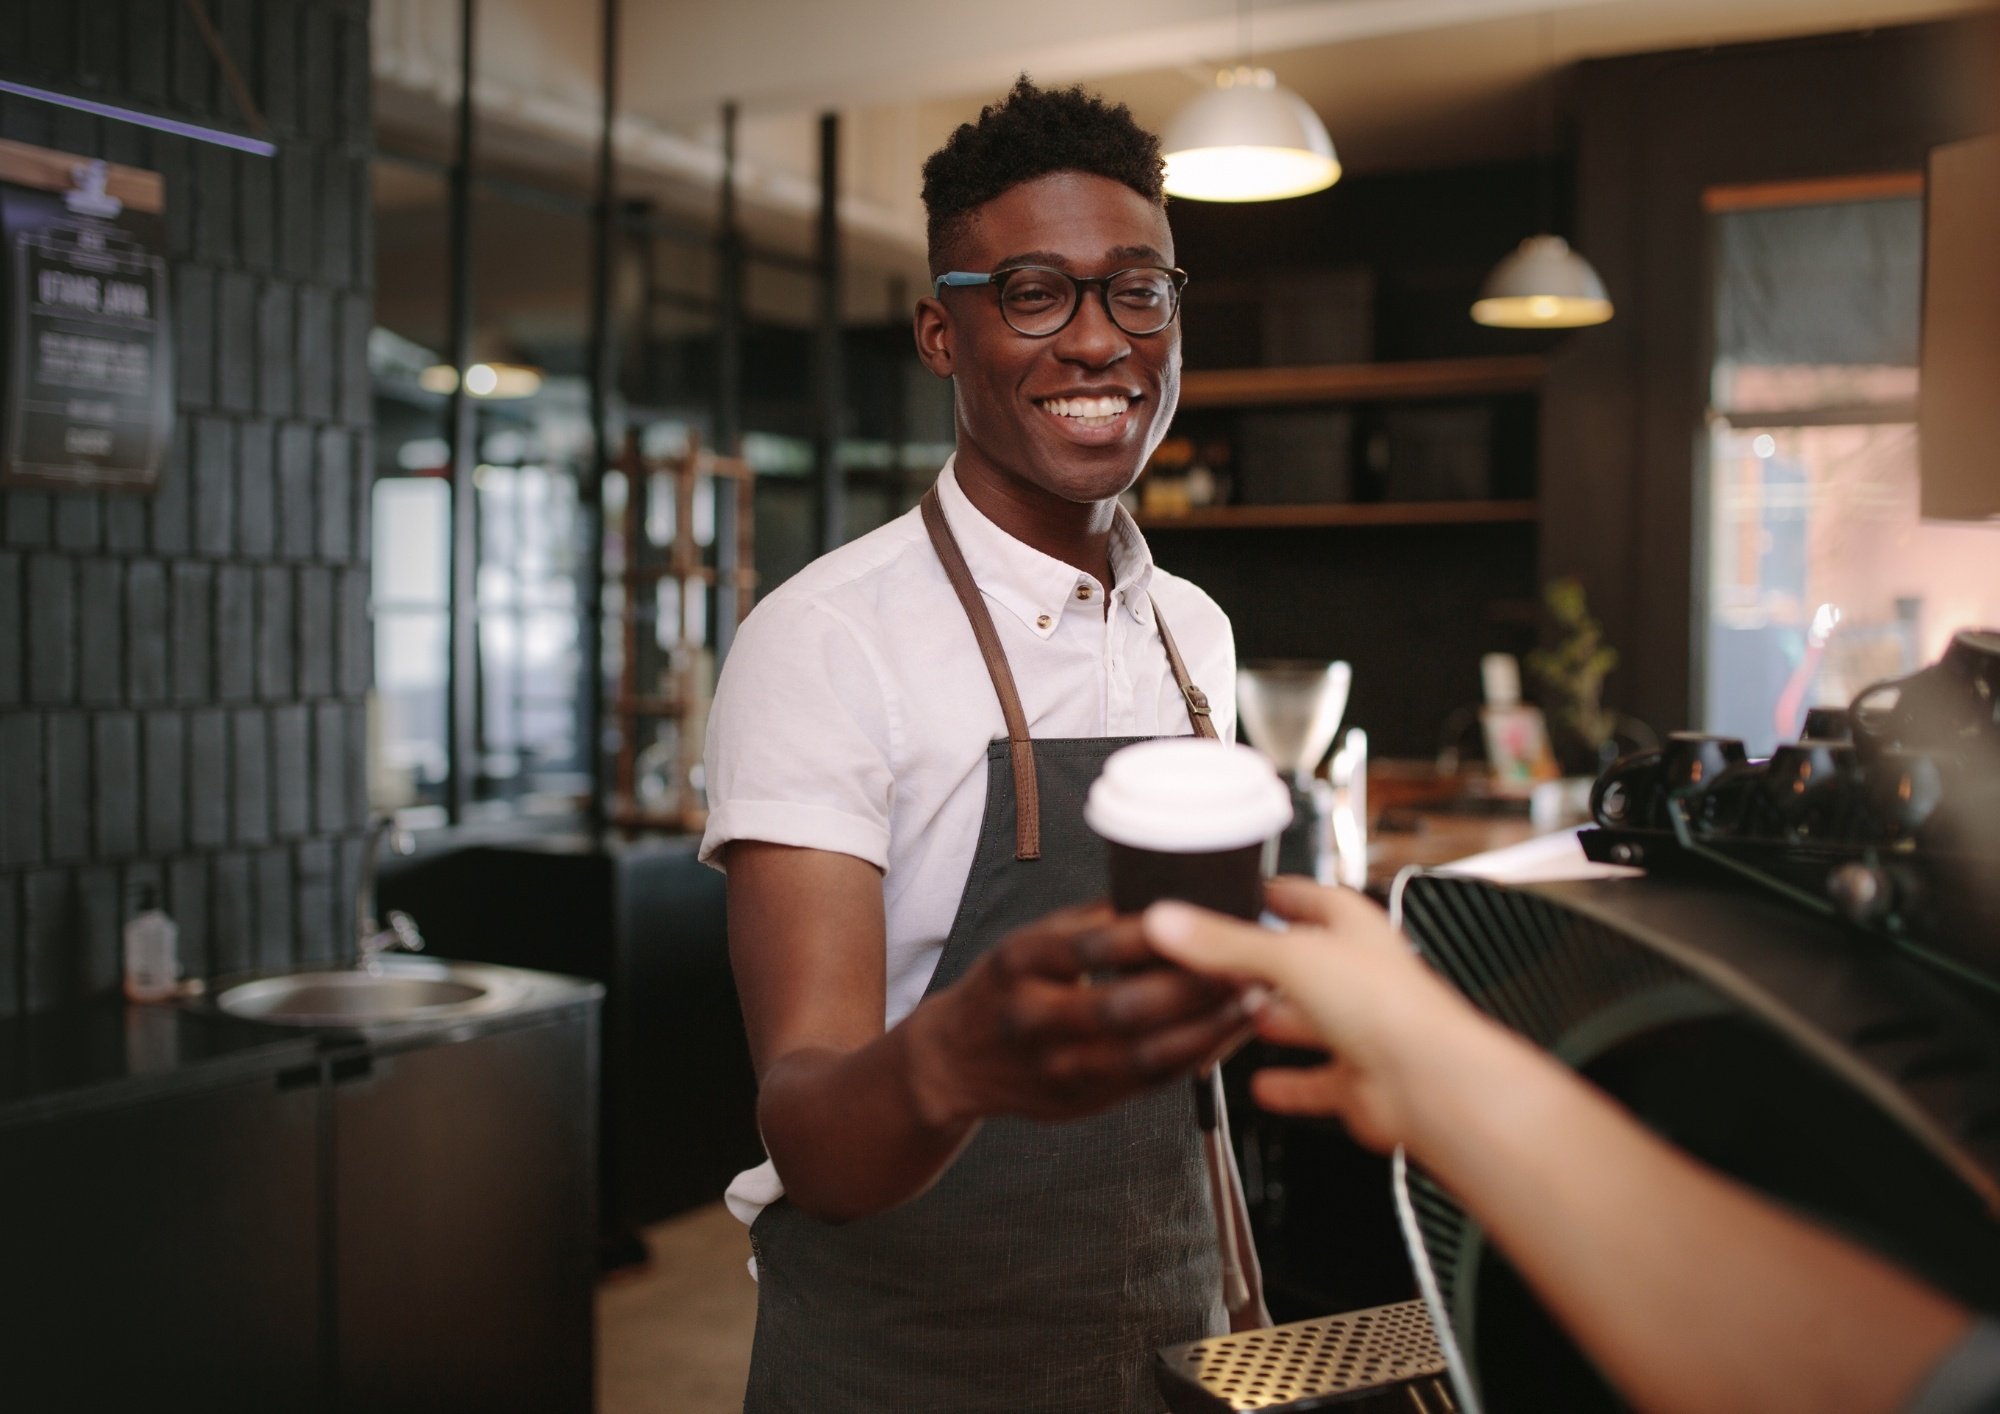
[1085,739,1293,853]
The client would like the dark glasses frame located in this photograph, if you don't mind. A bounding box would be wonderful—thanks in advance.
[931,264,1189,337]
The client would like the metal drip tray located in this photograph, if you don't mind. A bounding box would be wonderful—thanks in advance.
[1157,1300,1456,1412]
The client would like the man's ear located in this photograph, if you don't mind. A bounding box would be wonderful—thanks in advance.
[913,297,954,379]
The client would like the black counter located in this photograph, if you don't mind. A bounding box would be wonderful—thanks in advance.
[0,960,602,1130]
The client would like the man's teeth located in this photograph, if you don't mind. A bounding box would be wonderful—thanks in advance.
[1041,395,1130,422]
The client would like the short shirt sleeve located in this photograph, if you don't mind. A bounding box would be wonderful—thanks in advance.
[699,594,898,873]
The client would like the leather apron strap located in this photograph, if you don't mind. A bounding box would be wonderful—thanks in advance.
[921,489,1044,859]
[920,485,1217,859]
[1151,596,1220,742]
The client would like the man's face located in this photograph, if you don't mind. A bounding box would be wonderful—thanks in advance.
[916,171,1180,506]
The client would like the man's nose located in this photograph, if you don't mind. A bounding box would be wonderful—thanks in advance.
[1053,287,1131,366]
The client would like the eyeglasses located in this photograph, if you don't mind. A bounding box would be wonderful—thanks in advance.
[931,265,1189,338]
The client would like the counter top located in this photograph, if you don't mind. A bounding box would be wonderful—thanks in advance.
[1361,760,1595,895]
[0,959,602,1130]
[1365,813,1548,894]
[0,1003,320,1128]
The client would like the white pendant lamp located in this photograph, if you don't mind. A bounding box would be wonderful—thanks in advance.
[1471,235,1613,328]
[1162,65,1341,203]
[1472,11,1613,329]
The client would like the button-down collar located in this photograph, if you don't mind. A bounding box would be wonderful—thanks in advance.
[936,459,1157,638]
[1108,510,1157,627]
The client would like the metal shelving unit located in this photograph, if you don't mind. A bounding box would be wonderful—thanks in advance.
[610,433,756,834]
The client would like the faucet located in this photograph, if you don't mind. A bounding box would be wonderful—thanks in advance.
[357,815,425,972]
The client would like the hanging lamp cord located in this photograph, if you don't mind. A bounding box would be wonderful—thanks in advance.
[1538,10,1556,233]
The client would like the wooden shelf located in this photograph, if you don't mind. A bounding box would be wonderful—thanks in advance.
[627,450,757,482]
[619,562,758,585]
[614,695,684,717]
[1177,355,1547,409]
[1138,500,1538,530]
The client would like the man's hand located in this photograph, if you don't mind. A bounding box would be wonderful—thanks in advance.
[906,902,1259,1128]
[728,842,1256,1221]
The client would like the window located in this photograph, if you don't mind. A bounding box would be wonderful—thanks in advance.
[1702,186,2000,754]
[371,475,450,799]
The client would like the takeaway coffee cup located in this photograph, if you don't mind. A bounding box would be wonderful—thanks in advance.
[1085,739,1294,920]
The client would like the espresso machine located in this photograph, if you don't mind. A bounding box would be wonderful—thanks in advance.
[1236,661,1365,886]
[1580,628,2000,982]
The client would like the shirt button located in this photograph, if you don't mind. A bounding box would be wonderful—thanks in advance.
[1076,584,1093,601]
[1036,614,1052,630]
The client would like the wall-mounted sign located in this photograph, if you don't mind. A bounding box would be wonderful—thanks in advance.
[0,139,172,492]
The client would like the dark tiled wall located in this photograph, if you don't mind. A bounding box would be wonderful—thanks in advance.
[0,0,374,1015]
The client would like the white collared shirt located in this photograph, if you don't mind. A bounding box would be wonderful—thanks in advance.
[700,458,1236,1227]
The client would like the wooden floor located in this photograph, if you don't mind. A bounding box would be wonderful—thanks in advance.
[598,1204,758,1414]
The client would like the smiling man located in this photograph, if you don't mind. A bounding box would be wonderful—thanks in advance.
[701,78,1254,1413]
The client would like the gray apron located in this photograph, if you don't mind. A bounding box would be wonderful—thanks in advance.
[742,487,1226,1413]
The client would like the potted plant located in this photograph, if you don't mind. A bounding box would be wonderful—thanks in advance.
[1527,577,1629,777]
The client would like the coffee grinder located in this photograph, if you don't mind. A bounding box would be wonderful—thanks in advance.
[1237,661,1353,883]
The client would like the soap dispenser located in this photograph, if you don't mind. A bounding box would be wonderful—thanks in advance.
[122,883,181,1003]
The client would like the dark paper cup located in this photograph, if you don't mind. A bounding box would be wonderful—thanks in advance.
[1086,740,1293,920]
[1108,839,1266,920]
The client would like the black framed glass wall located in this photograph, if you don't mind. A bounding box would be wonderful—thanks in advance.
[365,91,949,831]
[369,155,599,824]
[369,158,452,815]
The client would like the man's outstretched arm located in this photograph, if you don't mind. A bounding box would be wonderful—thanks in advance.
[726,840,1255,1223]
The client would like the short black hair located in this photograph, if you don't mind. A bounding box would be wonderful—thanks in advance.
[921,75,1165,273]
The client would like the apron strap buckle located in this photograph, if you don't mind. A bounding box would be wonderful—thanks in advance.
[1150,592,1221,740]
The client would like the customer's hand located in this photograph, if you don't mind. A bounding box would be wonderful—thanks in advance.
[907,902,1258,1127]
[1142,878,1476,1154]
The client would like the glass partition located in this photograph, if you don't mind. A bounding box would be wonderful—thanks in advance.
[369,159,599,821]
[366,132,944,826]
[370,158,453,817]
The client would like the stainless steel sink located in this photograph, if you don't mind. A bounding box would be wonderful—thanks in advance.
[212,958,527,1028]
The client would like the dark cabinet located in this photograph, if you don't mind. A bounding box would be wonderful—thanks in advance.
[0,998,596,1414]
[2,1073,323,1414]
[333,1018,595,1413]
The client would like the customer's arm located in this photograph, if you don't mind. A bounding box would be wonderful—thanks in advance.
[726,841,1255,1223]
[1144,880,1971,1414]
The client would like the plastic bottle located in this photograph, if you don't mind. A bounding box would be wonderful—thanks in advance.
[122,884,180,1004]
